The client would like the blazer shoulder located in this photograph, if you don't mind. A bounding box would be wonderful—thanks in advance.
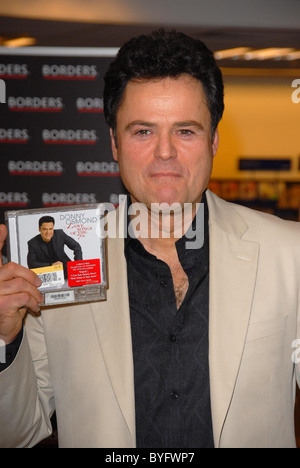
[53,229,65,239]
[230,200,300,242]
[206,189,300,244]
[28,234,42,246]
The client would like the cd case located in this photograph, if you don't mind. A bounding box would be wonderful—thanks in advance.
[5,204,107,306]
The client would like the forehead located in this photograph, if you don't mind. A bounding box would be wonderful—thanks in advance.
[119,74,208,113]
[40,223,54,229]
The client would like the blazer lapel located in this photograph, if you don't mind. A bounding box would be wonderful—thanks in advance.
[90,203,136,445]
[206,191,259,447]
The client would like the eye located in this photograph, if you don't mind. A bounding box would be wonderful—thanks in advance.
[178,129,194,136]
[135,129,151,136]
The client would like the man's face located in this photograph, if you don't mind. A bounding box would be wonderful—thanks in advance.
[39,223,54,243]
[111,74,219,208]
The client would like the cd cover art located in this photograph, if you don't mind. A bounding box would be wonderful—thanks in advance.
[5,205,107,306]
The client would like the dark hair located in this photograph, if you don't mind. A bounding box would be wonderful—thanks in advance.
[103,29,224,138]
[39,216,55,228]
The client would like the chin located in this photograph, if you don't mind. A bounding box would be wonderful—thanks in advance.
[147,187,182,205]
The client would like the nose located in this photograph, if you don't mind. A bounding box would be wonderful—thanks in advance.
[154,132,177,161]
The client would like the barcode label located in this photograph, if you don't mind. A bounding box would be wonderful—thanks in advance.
[45,290,75,305]
[31,264,65,289]
[40,271,57,284]
[37,269,65,288]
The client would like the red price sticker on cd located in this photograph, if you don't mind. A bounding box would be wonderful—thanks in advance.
[67,259,101,287]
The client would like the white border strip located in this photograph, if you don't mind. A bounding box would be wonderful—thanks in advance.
[0,47,119,57]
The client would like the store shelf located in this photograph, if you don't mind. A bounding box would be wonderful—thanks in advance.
[208,179,300,221]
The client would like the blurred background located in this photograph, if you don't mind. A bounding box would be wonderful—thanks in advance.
[0,0,299,448]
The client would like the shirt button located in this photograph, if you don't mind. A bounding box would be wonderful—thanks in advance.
[170,391,180,400]
[169,334,177,342]
[160,280,167,288]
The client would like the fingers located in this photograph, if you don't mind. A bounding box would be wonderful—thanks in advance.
[0,263,43,314]
[0,291,42,315]
[0,249,45,341]
[0,224,8,267]
[0,224,7,246]
[0,277,43,313]
[0,262,41,286]
[0,262,43,342]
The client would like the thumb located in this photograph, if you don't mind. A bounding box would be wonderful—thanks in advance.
[0,224,8,267]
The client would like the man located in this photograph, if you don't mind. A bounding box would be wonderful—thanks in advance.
[27,215,83,278]
[0,30,299,448]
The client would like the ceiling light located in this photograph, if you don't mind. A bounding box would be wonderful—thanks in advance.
[214,47,251,60]
[285,51,300,61]
[214,47,300,62]
[244,48,294,60]
[3,37,36,48]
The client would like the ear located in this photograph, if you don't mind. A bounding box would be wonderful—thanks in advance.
[110,128,118,162]
[212,128,219,158]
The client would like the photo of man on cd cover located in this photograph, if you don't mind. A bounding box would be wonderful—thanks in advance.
[27,215,83,279]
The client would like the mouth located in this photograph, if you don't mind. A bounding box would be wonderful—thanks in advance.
[149,172,182,178]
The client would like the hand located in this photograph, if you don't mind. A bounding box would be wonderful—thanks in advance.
[0,224,43,344]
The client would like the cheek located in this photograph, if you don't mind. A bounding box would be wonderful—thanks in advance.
[117,141,149,175]
[183,144,213,174]
[116,151,145,195]
[118,153,139,179]
[186,153,213,193]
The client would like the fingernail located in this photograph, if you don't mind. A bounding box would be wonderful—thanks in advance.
[36,277,42,287]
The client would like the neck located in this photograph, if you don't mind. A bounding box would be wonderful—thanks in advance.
[128,196,200,258]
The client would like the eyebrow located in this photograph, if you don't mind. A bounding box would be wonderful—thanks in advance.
[174,120,205,131]
[125,120,205,131]
[125,121,157,131]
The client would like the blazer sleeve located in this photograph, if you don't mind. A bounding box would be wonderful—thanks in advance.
[297,296,300,388]
[27,238,50,269]
[0,314,54,448]
[62,231,83,261]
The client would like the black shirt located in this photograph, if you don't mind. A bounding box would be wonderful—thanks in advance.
[125,193,214,448]
[45,238,59,264]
